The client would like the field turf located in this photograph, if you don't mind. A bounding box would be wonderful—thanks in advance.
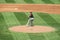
[0,0,60,40]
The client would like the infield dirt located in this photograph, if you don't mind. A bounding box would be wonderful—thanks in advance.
[0,4,60,14]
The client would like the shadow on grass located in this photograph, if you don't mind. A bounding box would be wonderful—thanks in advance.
[5,0,15,3]
[24,0,34,3]
[41,0,54,4]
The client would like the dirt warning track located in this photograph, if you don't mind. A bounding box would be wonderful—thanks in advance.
[0,4,60,14]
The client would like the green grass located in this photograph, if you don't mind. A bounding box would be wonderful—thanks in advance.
[2,12,20,26]
[50,0,60,4]
[28,33,46,40]
[0,0,60,4]
[0,13,7,31]
[0,12,60,40]
[1,12,31,40]
[0,0,5,3]
[0,32,14,40]
[5,0,15,3]
[49,14,60,25]
[24,0,34,3]
[41,0,54,4]
[0,0,60,40]
[0,13,14,40]
[14,12,28,25]
[37,13,60,28]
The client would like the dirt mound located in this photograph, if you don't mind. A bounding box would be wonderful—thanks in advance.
[9,26,56,33]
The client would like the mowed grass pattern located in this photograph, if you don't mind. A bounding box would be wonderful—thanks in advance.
[14,12,28,25]
[24,0,34,3]
[41,0,54,4]
[0,13,14,40]
[5,0,15,3]
[0,0,60,4]
[0,0,60,40]
[0,12,60,40]
[37,13,60,28]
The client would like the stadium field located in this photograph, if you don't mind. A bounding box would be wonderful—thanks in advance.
[0,0,60,40]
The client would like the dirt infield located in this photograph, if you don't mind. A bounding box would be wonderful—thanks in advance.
[0,4,60,14]
[9,26,55,33]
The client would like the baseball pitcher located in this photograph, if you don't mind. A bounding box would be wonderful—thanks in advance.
[26,12,34,27]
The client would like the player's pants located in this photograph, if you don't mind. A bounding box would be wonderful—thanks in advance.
[26,18,34,26]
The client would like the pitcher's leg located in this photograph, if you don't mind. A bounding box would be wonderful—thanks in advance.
[26,19,31,26]
[30,20,34,26]
[27,19,33,26]
[26,19,29,26]
[29,18,33,26]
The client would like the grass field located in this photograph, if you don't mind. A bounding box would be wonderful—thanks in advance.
[0,0,60,40]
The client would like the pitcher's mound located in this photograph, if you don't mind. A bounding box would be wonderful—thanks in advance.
[9,26,55,33]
